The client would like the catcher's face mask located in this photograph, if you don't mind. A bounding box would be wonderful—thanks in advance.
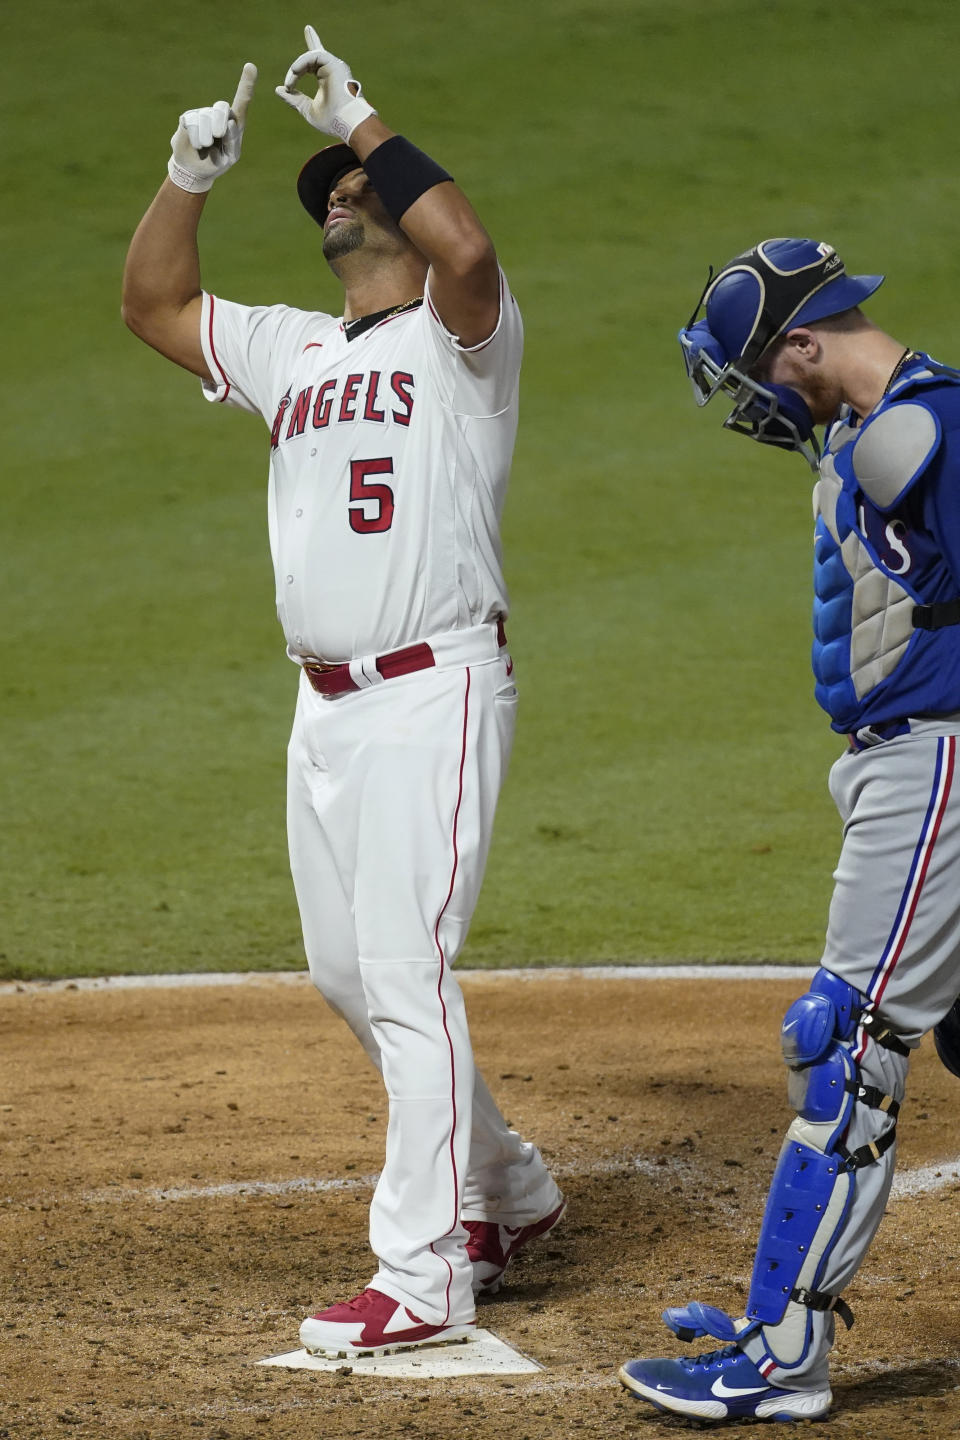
[679,238,884,473]
[679,319,820,471]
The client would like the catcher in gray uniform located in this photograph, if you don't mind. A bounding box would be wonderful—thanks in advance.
[620,237,960,1423]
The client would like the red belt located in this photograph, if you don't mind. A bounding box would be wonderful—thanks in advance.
[303,619,507,698]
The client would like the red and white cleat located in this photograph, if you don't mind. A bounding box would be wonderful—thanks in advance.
[464,1198,567,1296]
[299,1287,476,1358]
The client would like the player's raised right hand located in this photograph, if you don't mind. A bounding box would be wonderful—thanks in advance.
[168,63,258,194]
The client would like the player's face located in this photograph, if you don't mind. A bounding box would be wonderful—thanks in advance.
[762,331,843,426]
[322,168,402,265]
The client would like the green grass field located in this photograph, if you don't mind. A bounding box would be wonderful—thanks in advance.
[4,0,960,979]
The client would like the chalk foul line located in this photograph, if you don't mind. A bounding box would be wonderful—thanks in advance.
[5,1150,958,1211]
[0,964,816,996]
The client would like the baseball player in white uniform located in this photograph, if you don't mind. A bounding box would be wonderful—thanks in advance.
[122,24,564,1357]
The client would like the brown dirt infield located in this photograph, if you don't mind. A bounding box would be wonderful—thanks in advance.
[2,971,960,1440]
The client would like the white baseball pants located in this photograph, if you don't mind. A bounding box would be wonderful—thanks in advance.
[286,627,560,1325]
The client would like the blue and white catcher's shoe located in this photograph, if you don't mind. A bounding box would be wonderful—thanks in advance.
[619,1343,832,1423]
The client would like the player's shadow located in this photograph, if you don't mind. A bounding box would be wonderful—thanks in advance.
[834,1358,960,1412]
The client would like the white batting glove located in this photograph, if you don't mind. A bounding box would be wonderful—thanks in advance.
[274,25,376,142]
[168,62,258,194]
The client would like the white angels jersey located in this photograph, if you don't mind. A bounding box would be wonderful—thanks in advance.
[199,272,522,662]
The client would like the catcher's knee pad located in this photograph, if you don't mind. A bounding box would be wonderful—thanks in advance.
[744,969,899,1343]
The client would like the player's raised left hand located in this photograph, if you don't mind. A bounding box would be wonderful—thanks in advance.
[275,25,376,141]
[168,63,259,194]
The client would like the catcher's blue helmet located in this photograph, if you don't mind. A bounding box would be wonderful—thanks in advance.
[704,238,884,372]
[678,238,884,470]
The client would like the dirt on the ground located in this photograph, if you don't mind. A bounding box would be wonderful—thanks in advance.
[2,971,959,1440]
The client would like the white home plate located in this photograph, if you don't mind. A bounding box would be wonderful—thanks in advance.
[258,1329,542,1377]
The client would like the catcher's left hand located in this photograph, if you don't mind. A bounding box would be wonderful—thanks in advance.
[275,24,376,141]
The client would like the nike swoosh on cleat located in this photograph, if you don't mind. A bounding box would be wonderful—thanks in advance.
[711,1376,767,1398]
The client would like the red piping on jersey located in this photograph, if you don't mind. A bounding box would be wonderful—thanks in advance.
[302,342,325,351]
[206,295,231,403]
[428,667,471,1323]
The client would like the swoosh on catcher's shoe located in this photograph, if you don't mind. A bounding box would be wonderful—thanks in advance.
[710,1375,767,1398]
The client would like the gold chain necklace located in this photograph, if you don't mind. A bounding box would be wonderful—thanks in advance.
[884,347,916,394]
[344,297,423,342]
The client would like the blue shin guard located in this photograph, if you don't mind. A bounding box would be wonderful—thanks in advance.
[745,974,859,1335]
[663,969,898,1367]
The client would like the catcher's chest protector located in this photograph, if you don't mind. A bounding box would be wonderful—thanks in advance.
[812,363,960,732]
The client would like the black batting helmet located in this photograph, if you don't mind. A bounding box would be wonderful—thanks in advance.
[297,143,363,229]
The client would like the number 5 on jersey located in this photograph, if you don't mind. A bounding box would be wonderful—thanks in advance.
[349,458,395,534]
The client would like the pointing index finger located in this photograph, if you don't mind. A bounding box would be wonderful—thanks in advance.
[231,62,258,122]
[304,24,322,50]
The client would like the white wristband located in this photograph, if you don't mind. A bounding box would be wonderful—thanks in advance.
[330,94,377,142]
[167,156,215,194]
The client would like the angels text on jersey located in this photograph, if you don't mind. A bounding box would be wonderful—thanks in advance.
[270,367,416,450]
